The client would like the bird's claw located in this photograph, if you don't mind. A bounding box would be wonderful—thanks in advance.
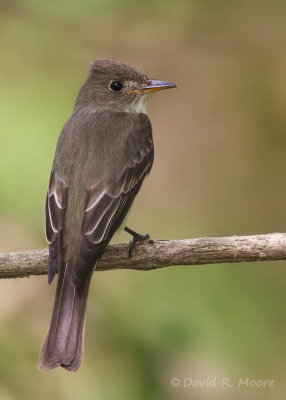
[124,227,150,258]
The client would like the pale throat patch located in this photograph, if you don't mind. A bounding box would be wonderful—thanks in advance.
[125,94,148,114]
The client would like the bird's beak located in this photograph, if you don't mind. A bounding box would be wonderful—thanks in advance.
[139,79,177,94]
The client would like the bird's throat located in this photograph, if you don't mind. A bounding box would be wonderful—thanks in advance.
[125,95,148,114]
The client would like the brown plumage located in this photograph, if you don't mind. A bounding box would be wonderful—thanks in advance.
[38,59,175,371]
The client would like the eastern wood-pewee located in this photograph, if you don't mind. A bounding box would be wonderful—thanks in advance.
[38,59,176,371]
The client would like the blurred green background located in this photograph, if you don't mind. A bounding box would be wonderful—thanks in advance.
[0,0,286,399]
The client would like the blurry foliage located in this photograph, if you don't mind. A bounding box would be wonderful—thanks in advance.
[0,0,286,399]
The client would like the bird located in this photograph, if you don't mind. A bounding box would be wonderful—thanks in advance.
[38,59,176,371]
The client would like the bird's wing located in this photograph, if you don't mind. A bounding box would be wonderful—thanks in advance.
[45,172,68,283]
[73,116,154,286]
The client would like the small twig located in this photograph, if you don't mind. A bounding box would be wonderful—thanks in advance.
[0,233,285,279]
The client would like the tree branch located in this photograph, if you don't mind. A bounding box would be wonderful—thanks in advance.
[0,233,286,279]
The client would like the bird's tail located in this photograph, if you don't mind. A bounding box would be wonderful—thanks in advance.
[37,261,92,371]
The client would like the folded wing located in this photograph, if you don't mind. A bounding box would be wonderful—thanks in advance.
[73,117,154,286]
[45,172,68,284]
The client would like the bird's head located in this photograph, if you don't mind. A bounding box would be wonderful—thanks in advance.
[75,59,176,113]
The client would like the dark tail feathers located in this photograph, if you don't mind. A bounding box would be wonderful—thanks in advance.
[38,262,92,371]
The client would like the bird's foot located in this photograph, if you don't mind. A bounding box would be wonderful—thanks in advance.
[124,226,150,258]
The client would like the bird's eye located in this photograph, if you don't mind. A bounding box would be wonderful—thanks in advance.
[109,81,123,92]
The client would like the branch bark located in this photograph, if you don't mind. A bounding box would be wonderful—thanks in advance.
[0,233,286,279]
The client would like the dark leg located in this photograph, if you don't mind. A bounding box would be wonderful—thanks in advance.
[124,226,150,258]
